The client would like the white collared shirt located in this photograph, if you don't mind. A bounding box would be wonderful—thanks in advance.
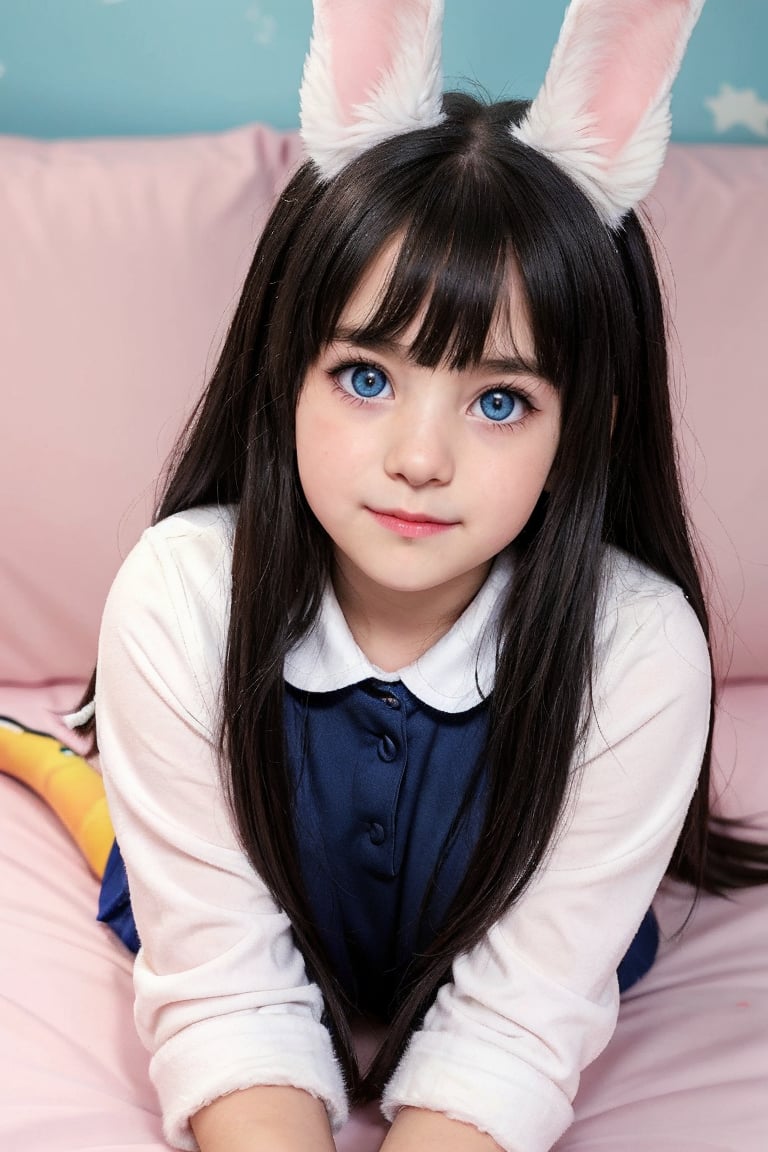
[92,504,711,1152]
[284,547,511,712]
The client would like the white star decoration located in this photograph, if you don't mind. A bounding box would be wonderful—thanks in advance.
[705,83,768,138]
[246,4,277,47]
[0,63,6,80]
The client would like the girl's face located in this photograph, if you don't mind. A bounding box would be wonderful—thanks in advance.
[295,244,561,612]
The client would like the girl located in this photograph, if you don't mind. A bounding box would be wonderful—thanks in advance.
[66,2,768,1151]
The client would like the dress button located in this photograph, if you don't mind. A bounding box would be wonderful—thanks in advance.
[377,734,398,762]
[382,694,401,709]
[368,822,386,846]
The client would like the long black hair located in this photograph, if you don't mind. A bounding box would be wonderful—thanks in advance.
[76,93,768,1100]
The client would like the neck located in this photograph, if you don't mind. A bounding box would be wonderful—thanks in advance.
[332,558,492,673]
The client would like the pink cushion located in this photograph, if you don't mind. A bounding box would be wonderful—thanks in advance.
[0,138,766,682]
[647,146,768,680]
[0,125,303,683]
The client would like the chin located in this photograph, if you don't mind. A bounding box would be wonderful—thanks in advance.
[353,560,472,596]
[363,571,437,594]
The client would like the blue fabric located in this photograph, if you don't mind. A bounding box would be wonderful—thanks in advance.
[285,679,488,1016]
[98,837,141,953]
[99,677,658,1008]
[617,906,659,993]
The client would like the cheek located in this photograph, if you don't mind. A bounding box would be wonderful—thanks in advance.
[470,433,559,527]
[296,384,375,470]
[296,384,337,458]
[295,389,358,508]
[295,404,328,508]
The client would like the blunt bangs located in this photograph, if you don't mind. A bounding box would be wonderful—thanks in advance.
[341,169,515,372]
[275,92,639,419]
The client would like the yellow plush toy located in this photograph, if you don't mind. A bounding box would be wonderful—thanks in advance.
[0,715,113,878]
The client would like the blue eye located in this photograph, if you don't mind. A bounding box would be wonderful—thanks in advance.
[475,389,526,424]
[337,363,391,399]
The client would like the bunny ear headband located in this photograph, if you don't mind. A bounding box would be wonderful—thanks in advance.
[299,0,705,228]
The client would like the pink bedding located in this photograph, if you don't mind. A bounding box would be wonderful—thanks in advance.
[2,682,766,1152]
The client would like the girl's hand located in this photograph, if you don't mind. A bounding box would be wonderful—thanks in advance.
[381,1107,504,1151]
[190,1085,336,1152]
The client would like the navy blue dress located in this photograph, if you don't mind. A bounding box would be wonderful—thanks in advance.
[99,678,658,1015]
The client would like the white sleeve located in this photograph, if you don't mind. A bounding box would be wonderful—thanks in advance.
[94,521,347,1152]
[381,583,712,1152]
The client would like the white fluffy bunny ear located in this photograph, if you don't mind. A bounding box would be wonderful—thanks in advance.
[511,0,705,227]
[299,0,445,180]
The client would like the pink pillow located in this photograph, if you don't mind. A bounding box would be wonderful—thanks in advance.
[1,135,765,683]
[647,146,768,681]
[0,125,303,683]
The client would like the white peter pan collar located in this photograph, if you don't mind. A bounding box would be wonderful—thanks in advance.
[284,551,514,714]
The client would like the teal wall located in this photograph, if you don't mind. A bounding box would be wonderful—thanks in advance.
[1,0,766,143]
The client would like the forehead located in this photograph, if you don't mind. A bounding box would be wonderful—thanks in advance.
[335,238,536,363]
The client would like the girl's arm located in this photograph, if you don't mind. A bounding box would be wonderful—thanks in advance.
[381,565,712,1152]
[190,1085,335,1152]
[94,511,347,1149]
[382,1108,502,1151]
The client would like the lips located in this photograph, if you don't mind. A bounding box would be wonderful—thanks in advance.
[371,507,455,525]
[368,507,458,539]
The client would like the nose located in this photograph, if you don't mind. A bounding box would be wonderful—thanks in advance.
[383,403,455,488]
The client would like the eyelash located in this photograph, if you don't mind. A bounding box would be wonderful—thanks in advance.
[326,358,537,431]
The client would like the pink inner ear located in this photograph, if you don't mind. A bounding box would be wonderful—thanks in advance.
[580,0,694,159]
[323,0,424,123]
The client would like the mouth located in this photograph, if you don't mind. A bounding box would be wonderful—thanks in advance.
[368,507,459,539]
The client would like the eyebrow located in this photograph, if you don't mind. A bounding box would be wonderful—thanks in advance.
[331,328,543,379]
